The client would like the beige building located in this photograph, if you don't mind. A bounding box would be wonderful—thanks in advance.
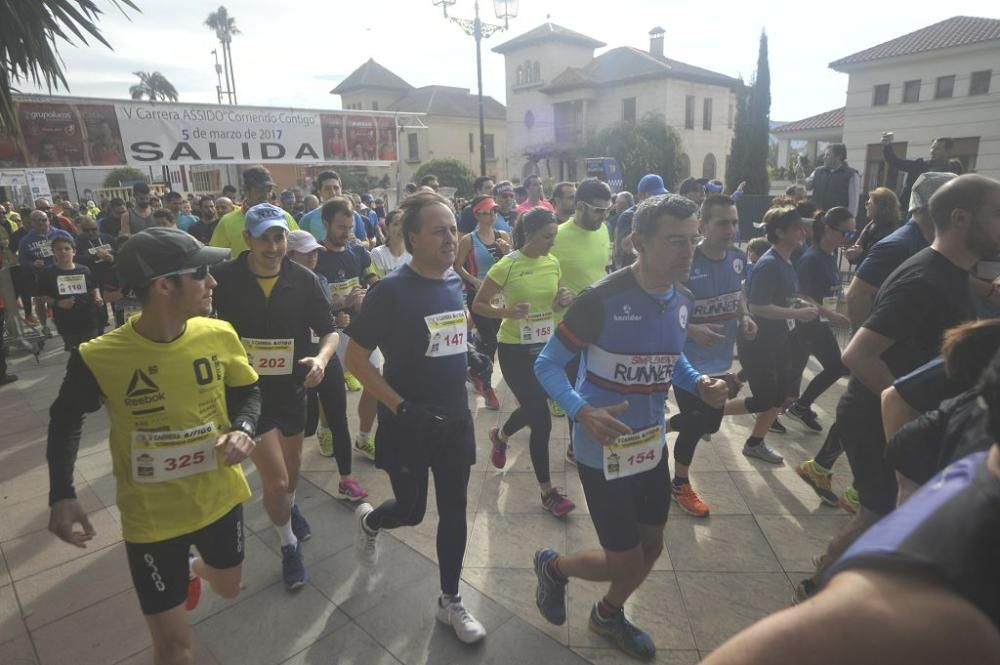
[492,23,742,185]
[775,16,1000,194]
[332,59,508,183]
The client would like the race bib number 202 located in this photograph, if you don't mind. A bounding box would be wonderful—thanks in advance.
[241,337,294,375]
[424,310,468,358]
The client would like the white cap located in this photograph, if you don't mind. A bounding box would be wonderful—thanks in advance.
[287,230,325,253]
[909,172,957,212]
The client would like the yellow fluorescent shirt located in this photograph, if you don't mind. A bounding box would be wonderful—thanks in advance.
[256,275,279,300]
[79,317,259,543]
[209,208,300,257]
[485,252,561,344]
[551,219,609,296]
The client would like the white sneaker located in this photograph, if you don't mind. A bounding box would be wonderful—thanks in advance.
[353,503,380,567]
[436,595,487,644]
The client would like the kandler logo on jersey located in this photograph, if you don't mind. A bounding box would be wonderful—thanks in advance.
[125,369,166,412]
[613,304,643,322]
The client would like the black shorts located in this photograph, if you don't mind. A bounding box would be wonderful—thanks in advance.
[837,389,897,516]
[257,381,307,437]
[577,454,671,552]
[125,504,244,616]
[737,336,791,411]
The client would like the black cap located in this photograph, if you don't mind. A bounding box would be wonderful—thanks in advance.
[116,228,229,289]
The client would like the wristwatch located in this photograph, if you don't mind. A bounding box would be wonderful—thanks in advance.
[230,419,256,438]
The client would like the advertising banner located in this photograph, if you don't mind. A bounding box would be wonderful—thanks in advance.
[4,96,403,168]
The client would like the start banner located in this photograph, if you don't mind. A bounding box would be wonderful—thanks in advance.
[0,96,404,168]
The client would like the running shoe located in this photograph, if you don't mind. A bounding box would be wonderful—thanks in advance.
[338,478,368,502]
[25,315,39,326]
[354,502,380,567]
[488,427,507,469]
[671,482,710,518]
[839,486,859,514]
[588,603,656,661]
[786,402,823,432]
[483,385,500,410]
[565,445,577,466]
[41,326,53,339]
[700,433,712,442]
[467,368,487,396]
[290,503,312,542]
[793,578,818,605]
[533,548,567,625]
[768,417,787,434]
[548,399,565,418]
[541,488,575,517]
[344,372,362,392]
[436,594,487,643]
[795,460,838,506]
[281,541,306,590]
[353,433,376,461]
[317,427,334,457]
[742,441,784,464]
[185,554,201,611]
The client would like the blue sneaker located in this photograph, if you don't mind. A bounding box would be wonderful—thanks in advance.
[281,541,306,590]
[533,548,567,625]
[290,503,312,542]
[588,603,656,661]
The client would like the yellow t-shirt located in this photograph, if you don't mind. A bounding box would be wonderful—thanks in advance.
[78,317,258,543]
[485,251,562,344]
[256,275,279,300]
[550,218,609,296]
[209,208,299,257]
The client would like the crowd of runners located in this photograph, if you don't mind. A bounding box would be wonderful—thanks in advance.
[1,139,997,663]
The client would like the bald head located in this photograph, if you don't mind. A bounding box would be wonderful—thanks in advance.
[930,174,1000,232]
[29,210,49,227]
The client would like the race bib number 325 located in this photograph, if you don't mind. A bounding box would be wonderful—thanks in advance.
[132,423,218,483]
[425,310,468,358]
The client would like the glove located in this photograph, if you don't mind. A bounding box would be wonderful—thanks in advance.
[396,401,449,436]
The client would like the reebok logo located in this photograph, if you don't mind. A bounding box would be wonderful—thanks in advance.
[125,370,165,407]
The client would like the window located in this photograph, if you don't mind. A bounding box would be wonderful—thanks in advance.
[728,103,734,129]
[372,101,379,110]
[484,134,495,160]
[516,66,523,85]
[903,80,921,103]
[935,75,955,99]
[872,83,890,106]
[407,133,419,161]
[622,97,636,123]
[702,153,717,179]
[702,98,713,130]
[533,61,541,83]
[685,95,695,129]
[677,153,691,179]
[970,70,992,96]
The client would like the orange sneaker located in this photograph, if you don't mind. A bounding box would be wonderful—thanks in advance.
[671,482,710,518]
[185,575,202,611]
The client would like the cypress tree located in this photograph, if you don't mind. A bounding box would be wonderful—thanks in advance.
[745,31,771,195]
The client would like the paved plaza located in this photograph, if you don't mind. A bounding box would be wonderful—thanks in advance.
[0,338,852,665]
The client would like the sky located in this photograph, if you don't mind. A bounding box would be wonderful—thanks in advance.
[17,0,1000,123]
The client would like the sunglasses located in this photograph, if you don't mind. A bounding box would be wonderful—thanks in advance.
[581,200,612,216]
[155,264,211,281]
[476,209,499,216]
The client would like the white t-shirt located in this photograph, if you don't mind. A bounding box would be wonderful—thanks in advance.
[370,245,411,276]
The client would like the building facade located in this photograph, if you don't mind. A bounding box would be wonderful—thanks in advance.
[492,23,741,186]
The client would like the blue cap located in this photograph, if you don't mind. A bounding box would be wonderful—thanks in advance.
[638,174,667,196]
[245,203,289,238]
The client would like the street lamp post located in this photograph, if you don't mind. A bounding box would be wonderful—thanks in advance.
[211,50,225,104]
[433,0,518,177]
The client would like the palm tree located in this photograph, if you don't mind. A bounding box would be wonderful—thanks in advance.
[204,6,240,104]
[129,71,179,102]
[0,0,139,136]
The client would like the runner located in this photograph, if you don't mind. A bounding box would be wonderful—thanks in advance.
[286,230,368,502]
[18,209,74,335]
[35,234,102,352]
[670,194,756,517]
[548,177,615,447]
[369,210,411,277]
[347,191,486,643]
[312,196,382,461]
[532,194,728,661]
[209,166,299,257]
[46,227,260,665]
[454,196,511,409]
[726,207,818,465]
[472,207,576,516]
[120,183,154,235]
[212,203,338,590]
[515,174,555,217]
[298,170,368,247]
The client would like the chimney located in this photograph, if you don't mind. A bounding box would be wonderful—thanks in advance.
[649,26,665,58]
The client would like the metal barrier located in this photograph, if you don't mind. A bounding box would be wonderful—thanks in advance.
[1,267,45,360]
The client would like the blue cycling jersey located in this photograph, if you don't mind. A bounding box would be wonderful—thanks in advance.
[683,246,746,374]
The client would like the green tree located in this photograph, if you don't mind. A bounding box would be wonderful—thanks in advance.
[588,115,683,192]
[129,71,178,102]
[744,31,771,195]
[414,158,475,198]
[102,166,146,187]
[725,79,749,193]
[0,0,139,136]
[205,6,240,104]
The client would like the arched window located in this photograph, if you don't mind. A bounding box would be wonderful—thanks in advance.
[524,60,532,81]
[702,153,717,179]
[516,66,523,85]
[677,153,691,180]
[533,61,541,83]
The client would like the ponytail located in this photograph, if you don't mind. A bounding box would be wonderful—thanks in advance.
[813,206,853,244]
[511,206,557,250]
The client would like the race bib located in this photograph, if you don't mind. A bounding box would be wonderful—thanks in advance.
[56,274,87,295]
[519,310,554,344]
[242,337,294,375]
[603,425,662,480]
[132,423,218,483]
[425,310,468,358]
[328,277,360,299]
[37,241,53,258]
[88,244,113,256]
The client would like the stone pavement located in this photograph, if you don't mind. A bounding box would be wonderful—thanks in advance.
[0,338,853,665]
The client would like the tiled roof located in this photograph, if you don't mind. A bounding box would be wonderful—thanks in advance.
[492,22,605,54]
[331,58,412,94]
[543,47,741,92]
[830,16,1000,69]
[387,86,505,120]
[772,107,845,134]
